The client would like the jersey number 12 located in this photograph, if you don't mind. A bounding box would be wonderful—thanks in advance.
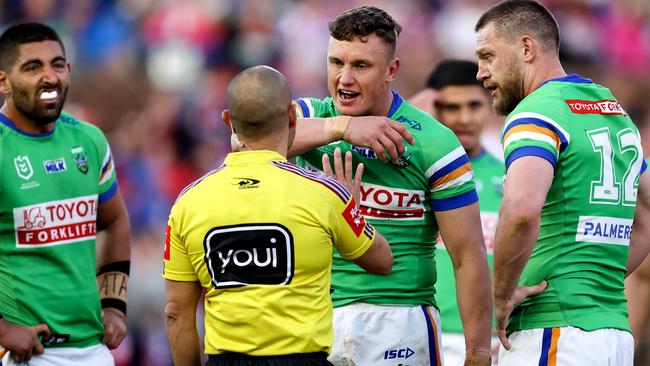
[587,127,643,206]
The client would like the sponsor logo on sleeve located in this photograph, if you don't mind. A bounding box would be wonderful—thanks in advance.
[576,216,633,245]
[43,158,67,174]
[13,195,98,247]
[342,199,365,237]
[565,100,627,116]
[203,224,294,288]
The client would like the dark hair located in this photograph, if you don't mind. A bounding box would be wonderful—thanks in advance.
[329,6,402,56]
[426,60,482,90]
[0,23,64,71]
[475,0,560,52]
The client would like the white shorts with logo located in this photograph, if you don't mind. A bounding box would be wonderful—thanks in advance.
[440,332,499,366]
[498,327,633,366]
[329,303,443,366]
[2,343,114,366]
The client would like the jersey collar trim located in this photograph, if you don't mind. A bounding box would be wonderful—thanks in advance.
[0,113,55,137]
[540,74,593,88]
[387,89,404,118]
[225,150,288,165]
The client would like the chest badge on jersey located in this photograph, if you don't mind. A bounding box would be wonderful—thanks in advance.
[43,158,67,174]
[14,155,34,180]
[396,153,411,169]
[71,146,88,174]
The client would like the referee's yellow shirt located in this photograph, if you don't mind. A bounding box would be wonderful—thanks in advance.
[163,150,375,356]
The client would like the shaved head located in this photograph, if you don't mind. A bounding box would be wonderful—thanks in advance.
[227,65,292,140]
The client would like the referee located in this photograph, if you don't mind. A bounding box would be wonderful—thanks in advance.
[163,65,392,366]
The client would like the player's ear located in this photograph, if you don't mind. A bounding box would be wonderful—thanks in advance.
[221,109,233,131]
[0,71,11,95]
[289,102,297,129]
[386,58,400,83]
[522,35,536,62]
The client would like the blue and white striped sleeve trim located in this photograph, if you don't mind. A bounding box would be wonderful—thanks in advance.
[430,189,478,211]
[295,98,314,118]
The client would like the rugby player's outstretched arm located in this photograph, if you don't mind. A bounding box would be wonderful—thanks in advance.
[289,116,414,163]
[437,201,492,365]
[627,171,650,276]
[165,280,203,366]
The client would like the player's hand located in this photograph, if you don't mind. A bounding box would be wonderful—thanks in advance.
[495,281,547,350]
[322,148,364,207]
[464,349,491,366]
[343,116,414,164]
[0,318,50,362]
[101,308,127,349]
[409,88,440,117]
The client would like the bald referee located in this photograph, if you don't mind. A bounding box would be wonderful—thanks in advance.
[163,65,393,366]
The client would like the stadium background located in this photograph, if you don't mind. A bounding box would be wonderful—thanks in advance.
[1,0,649,365]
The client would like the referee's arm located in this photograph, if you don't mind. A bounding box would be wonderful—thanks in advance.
[165,280,203,366]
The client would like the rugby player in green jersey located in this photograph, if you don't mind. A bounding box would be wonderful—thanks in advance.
[290,6,492,366]
[411,60,503,366]
[0,23,131,365]
[475,1,650,365]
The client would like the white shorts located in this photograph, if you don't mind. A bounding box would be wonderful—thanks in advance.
[440,332,499,366]
[498,327,633,366]
[329,303,443,366]
[2,343,114,366]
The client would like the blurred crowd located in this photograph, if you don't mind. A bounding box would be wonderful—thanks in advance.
[1,0,649,365]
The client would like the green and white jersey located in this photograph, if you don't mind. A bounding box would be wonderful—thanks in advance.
[295,91,478,308]
[501,75,647,334]
[436,150,503,333]
[0,112,118,347]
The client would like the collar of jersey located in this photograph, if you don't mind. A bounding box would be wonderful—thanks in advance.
[0,113,56,138]
[540,74,593,88]
[387,89,404,117]
[225,150,287,165]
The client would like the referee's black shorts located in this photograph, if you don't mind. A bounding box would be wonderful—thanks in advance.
[206,352,333,366]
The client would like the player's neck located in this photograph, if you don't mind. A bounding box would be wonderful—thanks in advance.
[1,102,55,134]
[525,60,567,97]
[367,90,394,117]
[235,135,288,158]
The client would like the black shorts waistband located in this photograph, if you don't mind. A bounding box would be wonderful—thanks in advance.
[208,352,328,360]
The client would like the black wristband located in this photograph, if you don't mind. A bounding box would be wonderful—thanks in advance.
[100,299,127,315]
[97,260,130,276]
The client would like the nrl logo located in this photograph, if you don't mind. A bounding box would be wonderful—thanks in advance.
[14,155,33,180]
[71,147,88,174]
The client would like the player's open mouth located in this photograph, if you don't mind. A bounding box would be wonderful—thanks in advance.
[486,85,497,98]
[40,90,58,100]
[338,89,360,100]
